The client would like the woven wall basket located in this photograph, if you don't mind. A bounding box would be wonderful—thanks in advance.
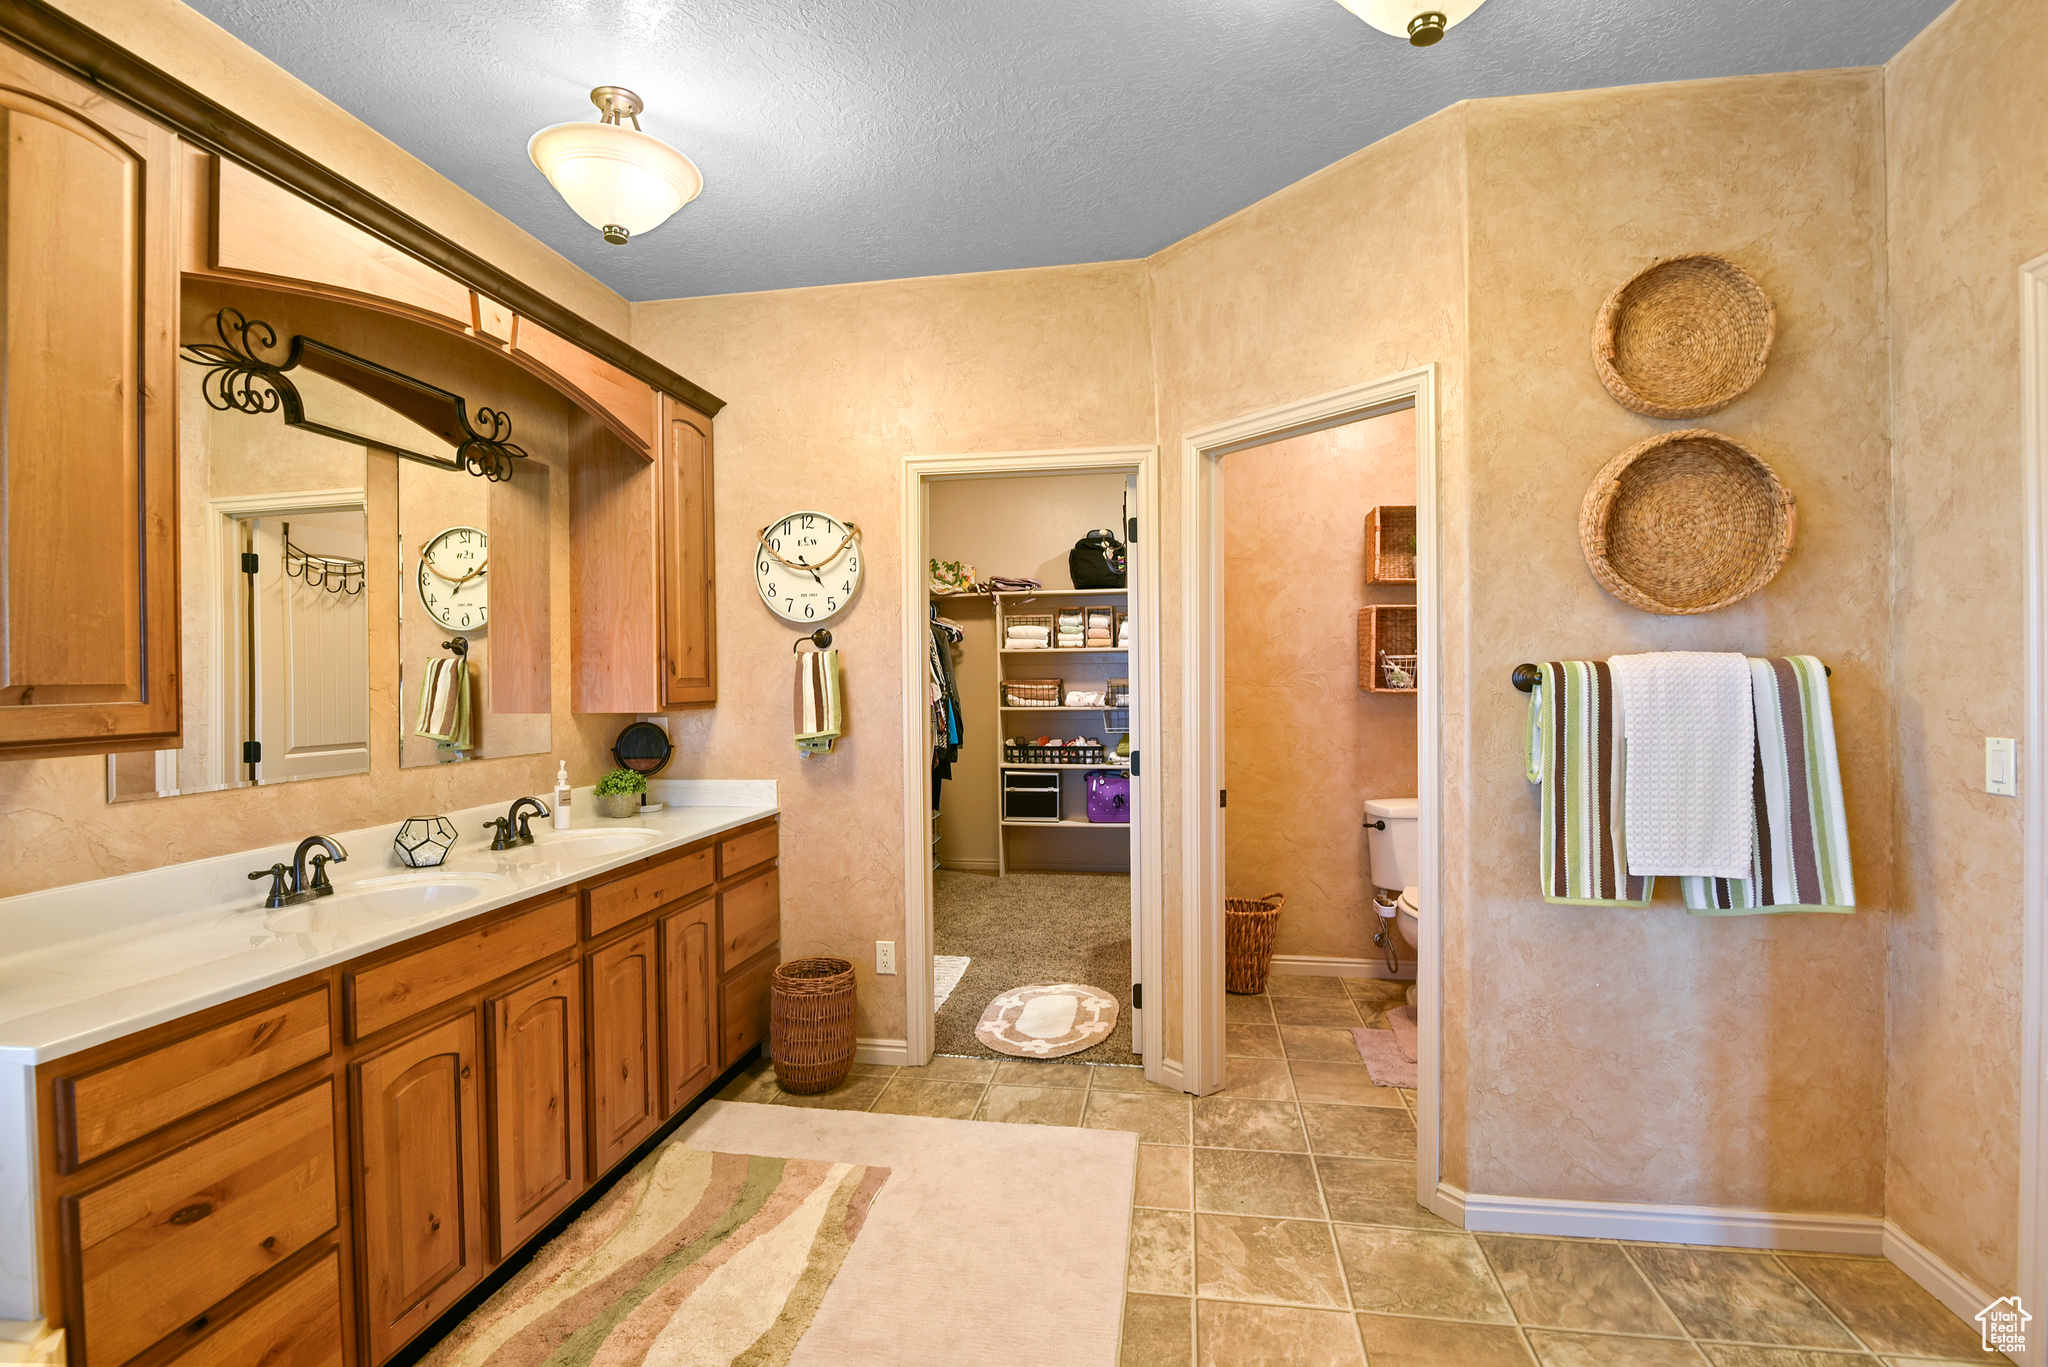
[1580,430,1796,615]
[1592,254,1776,419]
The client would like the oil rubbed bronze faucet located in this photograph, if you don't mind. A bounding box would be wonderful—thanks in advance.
[507,796,550,844]
[248,835,350,908]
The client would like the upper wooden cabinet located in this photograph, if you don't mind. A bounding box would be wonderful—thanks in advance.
[0,43,180,761]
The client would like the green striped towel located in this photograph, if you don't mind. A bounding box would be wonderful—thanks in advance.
[1682,656,1855,915]
[1526,661,1654,907]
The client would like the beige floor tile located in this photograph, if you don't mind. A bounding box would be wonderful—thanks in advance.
[1121,1294,1194,1367]
[1226,1024,1284,1059]
[1524,1331,1709,1366]
[1193,1097,1306,1152]
[1265,973,1350,998]
[1336,1225,1514,1323]
[845,1062,898,1078]
[1095,1065,1186,1094]
[1281,1025,1370,1062]
[1782,1257,1988,1360]
[1624,1248,1861,1351]
[1270,997,1365,1026]
[976,1083,1087,1126]
[1195,1300,1365,1367]
[1225,994,1275,1023]
[1479,1236,1683,1336]
[1194,1149,1325,1219]
[1343,976,1413,1005]
[1085,1091,1194,1143]
[1355,1313,1537,1366]
[1224,1057,1296,1100]
[992,1058,1091,1088]
[869,1078,985,1119]
[1300,1103,1417,1159]
[1195,1213,1350,1308]
[770,1075,889,1110]
[1315,1157,1453,1229]
[1129,1209,1195,1295]
[1699,1348,1884,1366]
[1137,1144,1194,1209]
[906,1055,999,1083]
[714,1058,780,1103]
[1290,1061,1407,1107]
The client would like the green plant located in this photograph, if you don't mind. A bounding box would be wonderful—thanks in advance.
[595,767,647,797]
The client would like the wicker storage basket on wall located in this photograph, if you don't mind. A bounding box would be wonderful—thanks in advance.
[1224,893,1286,995]
[770,956,858,1094]
[1592,254,1776,419]
[1580,429,1797,615]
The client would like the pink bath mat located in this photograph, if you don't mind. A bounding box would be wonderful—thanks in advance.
[1351,1006,1419,1088]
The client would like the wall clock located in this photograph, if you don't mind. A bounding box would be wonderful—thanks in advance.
[416,524,488,631]
[755,511,861,623]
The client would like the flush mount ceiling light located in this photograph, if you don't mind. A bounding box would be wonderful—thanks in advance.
[1334,0,1489,46]
[528,86,703,245]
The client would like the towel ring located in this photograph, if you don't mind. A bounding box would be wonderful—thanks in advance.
[442,636,470,658]
[793,628,833,654]
[1511,659,1827,691]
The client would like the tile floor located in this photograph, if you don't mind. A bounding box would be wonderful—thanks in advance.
[716,974,2005,1367]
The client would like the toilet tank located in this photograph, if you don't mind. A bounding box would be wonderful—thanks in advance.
[1364,797,1419,892]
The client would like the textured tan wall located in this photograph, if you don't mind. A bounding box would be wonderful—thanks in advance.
[630,263,1156,1042]
[1883,0,2047,1294]
[1223,411,1418,961]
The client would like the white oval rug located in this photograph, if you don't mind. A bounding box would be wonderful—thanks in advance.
[974,983,1119,1058]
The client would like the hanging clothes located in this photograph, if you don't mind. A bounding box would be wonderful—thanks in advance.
[929,613,965,811]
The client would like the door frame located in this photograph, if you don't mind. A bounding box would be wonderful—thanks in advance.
[1179,365,1442,1203]
[898,446,1163,1071]
[2016,248,2048,1364]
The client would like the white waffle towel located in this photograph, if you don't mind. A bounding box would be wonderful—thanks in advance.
[1608,651,1754,880]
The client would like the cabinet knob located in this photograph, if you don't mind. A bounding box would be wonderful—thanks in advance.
[461,1065,472,1079]
[429,1215,441,1233]
[262,1235,277,1251]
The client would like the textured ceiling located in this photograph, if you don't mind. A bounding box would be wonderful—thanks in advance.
[188,0,1949,303]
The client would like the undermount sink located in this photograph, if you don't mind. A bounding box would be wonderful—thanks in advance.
[489,830,663,865]
[263,872,509,934]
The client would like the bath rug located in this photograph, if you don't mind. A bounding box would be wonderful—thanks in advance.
[975,982,1118,1058]
[1352,1027,1416,1089]
[932,955,972,1011]
[1386,1004,1418,1063]
[420,1145,888,1367]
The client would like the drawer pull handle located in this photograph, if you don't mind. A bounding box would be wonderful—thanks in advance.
[168,1202,212,1226]
[461,1066,472,1079]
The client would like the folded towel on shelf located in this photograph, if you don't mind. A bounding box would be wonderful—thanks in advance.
[1065,690,1106,706]
[1525,661,1652,906]
[1682,657,1855,915]
[1006,624,1050,641]
[1007,639,1045,650]
[414,655,472,750]
[795,648,843,756]
[1607,651,1754,880]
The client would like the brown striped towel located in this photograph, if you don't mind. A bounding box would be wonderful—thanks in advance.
[795,647,842,757]
[1525,660,1653,906]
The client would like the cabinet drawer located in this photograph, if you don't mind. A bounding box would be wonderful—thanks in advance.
[66,1082,338,1367]
[587,847,712,938]
[162,1247,344,1367]
[719,950,776,1069]
[717,824,778,879]
[57,988,331,1170]
[719,868,780,974]
[348,896,576,1039]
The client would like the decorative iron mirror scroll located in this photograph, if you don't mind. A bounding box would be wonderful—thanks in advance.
[181,308,531,481]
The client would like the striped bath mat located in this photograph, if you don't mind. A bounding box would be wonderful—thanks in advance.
[1526,660,1653,906]
[422,1146,888,1366]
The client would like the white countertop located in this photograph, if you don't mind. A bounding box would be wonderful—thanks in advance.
[0,780,777,1065]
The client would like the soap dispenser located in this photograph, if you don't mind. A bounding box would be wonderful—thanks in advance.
[553,763,572,829]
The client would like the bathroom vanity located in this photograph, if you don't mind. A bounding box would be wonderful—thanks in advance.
[0,782,778,1366]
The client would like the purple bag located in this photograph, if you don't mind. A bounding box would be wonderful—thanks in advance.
[1085,770,1131,824]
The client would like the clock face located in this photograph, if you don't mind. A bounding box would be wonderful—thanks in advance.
[755,510,861,623]
[416,525,488,631]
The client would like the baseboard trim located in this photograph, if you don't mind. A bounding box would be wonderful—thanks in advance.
[1882,1219,2006,1352]
[1441,1184,1883,1254]
[1269,953,1415,982]
[854,1037,910,1066]
[937,859,999,873]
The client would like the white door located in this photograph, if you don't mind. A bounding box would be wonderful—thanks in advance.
[249,514,370,782]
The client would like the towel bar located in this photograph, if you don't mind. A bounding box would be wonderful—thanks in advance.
[1511,660,1828,691]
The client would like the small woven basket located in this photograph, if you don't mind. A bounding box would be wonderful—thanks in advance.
[1592,254,1776,419]
[1224,893,1286,995]
[770,956,858,1095]
[1580,429,1797,615]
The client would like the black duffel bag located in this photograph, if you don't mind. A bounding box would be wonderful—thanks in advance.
[1068,528,1127,588]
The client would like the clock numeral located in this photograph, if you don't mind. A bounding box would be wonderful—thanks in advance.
[827,597,837,611]
[767,583,777,597]
[841,580,851,592]
[803,604,815,618]
[770,537,782,551]
[758,561,770,577]
[785,600,794,612]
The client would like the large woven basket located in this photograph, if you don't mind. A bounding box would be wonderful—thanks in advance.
[770,956,858,1095]
[1592,254,1775,419]
[1580,429,1796,616]
[1224,893,1286,995]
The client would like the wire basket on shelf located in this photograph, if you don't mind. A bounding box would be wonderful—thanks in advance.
[1005,738,1107,765]
[1379,653,1418,690]
[1002,612,1053,650]
[1003,678,1063,706]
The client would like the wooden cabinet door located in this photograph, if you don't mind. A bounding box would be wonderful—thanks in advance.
[660,898,717,1113]
[163,1246,345,1367]
[353,1013,483,1364]
[0,45,180,760]
[587,930,660,1173]
[486,966,584,1258]
[658,400,717,706]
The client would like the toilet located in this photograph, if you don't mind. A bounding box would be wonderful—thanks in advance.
[1363,796,1421,952]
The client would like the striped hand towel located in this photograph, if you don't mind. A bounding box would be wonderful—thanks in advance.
[1526,661,1653,906]
[795,647,843,757]
[414,656,471,750]
[1682,657,1855,915]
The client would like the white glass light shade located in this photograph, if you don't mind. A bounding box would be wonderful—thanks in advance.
[528,121,702,244]
[1333,0,1488,45]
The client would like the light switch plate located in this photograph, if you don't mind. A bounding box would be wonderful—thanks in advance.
[876,940,897,975]
[1987,737,2018,796]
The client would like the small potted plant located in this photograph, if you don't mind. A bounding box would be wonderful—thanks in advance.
[594,767,647,818]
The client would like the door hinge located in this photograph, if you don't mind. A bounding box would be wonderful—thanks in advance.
[1126,516,1137,544]
[1220,789,1227,808]
[1132,983,1142,1009]
[240,551,259,574]
[1131,750,1139,777]
[241,740,262,764]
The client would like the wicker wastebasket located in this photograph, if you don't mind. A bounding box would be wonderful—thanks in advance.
[770,957,858,1094]
[1224,893,1286,995]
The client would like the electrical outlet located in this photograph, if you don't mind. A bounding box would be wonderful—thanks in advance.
[876,941,897,975]
[1987,737,2018,796]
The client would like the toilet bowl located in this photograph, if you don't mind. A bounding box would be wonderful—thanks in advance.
[1395,884,1421,948]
